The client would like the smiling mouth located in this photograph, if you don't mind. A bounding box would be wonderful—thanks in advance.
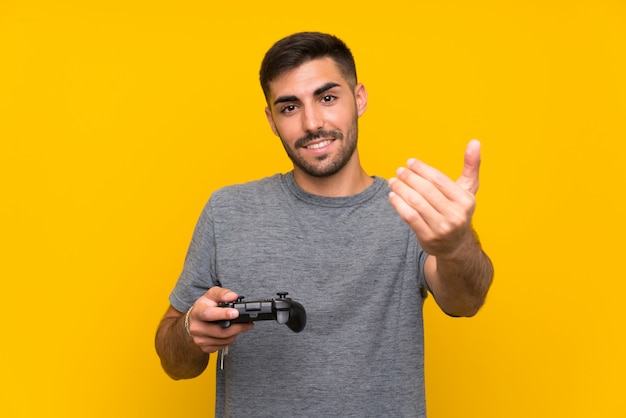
[295,130,343,149]
[305,139,334,149]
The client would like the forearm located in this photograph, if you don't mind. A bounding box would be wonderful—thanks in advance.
[155,312,210,380]
[428,229,493,317]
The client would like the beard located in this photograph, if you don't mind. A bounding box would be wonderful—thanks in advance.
[279,117,359,178]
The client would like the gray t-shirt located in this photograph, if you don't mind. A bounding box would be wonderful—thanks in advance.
[170,172,429,417]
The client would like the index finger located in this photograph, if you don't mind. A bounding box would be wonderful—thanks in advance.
[404,158,463,203]
[205,286,239,304]
[190,287,241,323]
[194,299,241,324]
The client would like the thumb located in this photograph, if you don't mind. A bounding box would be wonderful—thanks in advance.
[456,139,481,194]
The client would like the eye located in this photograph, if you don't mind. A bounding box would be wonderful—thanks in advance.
[280,104,297,114]
[321,94,336,103]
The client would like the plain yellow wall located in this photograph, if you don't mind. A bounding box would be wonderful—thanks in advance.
[1,1,625,417]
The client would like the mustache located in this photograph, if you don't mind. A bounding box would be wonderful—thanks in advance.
[295,130,343,148]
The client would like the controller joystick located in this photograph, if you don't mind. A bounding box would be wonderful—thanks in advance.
[217,292,306,333]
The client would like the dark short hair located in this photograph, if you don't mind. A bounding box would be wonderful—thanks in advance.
[259,32,357,102]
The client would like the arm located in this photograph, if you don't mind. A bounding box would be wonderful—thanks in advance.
[388,140,493,317]
[155,287,254,380]
[423,228,493,316]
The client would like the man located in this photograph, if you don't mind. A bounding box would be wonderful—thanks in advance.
[155,32,493,417]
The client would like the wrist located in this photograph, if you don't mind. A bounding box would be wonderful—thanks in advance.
[437,228,481,262]
[184,305,194,337]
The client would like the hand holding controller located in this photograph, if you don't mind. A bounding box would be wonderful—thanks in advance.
[218,292,306,333]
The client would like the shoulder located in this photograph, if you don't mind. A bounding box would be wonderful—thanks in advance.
[208,173,287,211]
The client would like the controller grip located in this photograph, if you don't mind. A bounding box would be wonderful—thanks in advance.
[286,300,306,333]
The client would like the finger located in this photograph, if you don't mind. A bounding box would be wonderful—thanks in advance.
[195,320,254,340]
[388,176,438,221]
[194,304,241,323]
[388,179,431,234]
[394,165,451,216]
[192,287,241,323]
[457,139,481,194]
[205,286,239,304]
[394,160,467,227]
[404,158,467,205]
[407,159,456,194]
[194,323,254,353]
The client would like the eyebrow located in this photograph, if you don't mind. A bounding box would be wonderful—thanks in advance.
[273,81,341,106]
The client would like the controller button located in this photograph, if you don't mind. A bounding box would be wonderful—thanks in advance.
[246,302,261,311]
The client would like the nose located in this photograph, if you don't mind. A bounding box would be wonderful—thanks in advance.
[302,105,324,133]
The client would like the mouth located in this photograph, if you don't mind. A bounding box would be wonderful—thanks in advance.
[295,130,343,150]
[304,139,334,150]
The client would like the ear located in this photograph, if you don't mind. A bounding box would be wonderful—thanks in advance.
[354,83,368,117]
[265,107,279,137]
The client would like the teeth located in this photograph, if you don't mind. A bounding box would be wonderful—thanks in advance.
[307,140,332,149]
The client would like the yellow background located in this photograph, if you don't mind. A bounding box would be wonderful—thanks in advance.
[2,1,625,416]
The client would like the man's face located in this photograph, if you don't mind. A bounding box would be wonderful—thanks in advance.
[265,57,367,178]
